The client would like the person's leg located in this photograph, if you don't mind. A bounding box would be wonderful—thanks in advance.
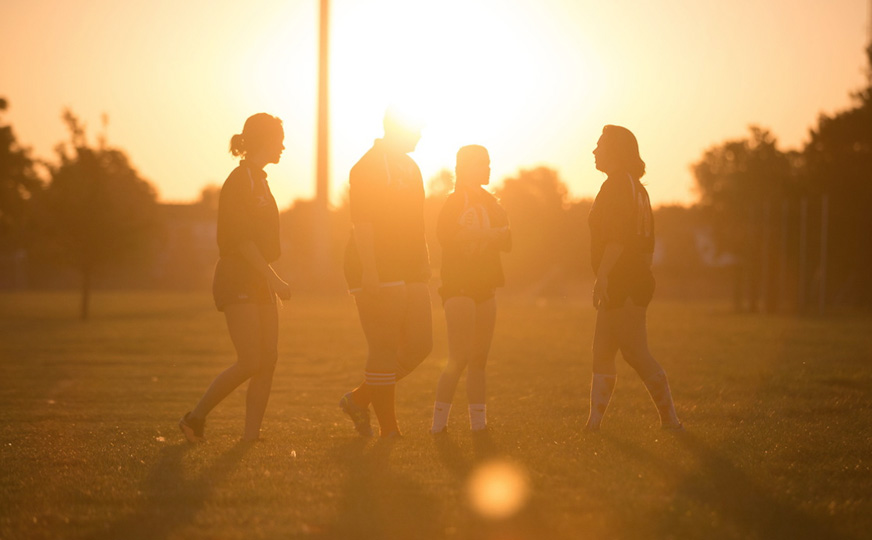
[349,282,433,408]
[586,306,620,430]
[243,302,279,441]
[190,303,263,422]
[614,304,681,428]
[396,282,434,380]
[356,286,406,436]
[431,296,475,433]
[467,297,496,431]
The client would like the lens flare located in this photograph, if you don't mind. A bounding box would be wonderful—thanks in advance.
[466,459,530,520]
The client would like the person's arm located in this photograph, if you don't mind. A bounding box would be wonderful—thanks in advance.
[592,180,633,309]
[353,222,379,294]
[593,243,623,309]
[238,241,291,300]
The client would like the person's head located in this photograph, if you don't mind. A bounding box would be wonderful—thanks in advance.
[382,106,422,154]
[455,145,490,188]
[593,125,645,179]
[229,113,285,165]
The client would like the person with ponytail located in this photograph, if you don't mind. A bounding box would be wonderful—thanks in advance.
[179,113,291,443]
[430,145,510,434]
[585,125,682,431]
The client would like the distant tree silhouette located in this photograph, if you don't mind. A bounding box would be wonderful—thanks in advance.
[693,127,795,312]
[494,167,578,291]
[35,110,158,319]
[803,46,872,307]
[0,98,42,252]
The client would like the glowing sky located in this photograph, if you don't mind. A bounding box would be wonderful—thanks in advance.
[2,0,868,208]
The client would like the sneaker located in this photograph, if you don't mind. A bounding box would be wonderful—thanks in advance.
[339,392,373,437]
[179,412,205,443]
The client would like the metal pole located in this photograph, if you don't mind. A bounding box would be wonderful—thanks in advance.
[316,0,330,209]
[819,193,828,314]
[798,197,808,309]
[312,0,331,285]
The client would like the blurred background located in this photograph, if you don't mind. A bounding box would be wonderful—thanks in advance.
[2,0,871,316]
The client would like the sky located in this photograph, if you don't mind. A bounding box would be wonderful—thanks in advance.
[1,0,869,209]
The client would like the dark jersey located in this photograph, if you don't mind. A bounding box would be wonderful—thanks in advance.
[344,139,429,287]
[216,162,281,263]
[588,173,654,283]
[438,187,511,296]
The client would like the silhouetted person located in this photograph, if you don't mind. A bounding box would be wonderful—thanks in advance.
[430,145,511,434]
[586,125,682,431]
[179,113,291,443]
[339,107,433,438]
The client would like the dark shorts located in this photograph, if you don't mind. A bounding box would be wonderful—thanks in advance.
[212,257,274,312]
[604,272,655,310]
[439,284,495,305]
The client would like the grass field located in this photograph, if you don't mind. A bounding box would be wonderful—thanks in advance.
[0,291,870,540]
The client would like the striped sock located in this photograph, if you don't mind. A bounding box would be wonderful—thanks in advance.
[431,401,452,433]
[642,371,680,427]
[586,373,616,430]
[366,371,398,436]
[469,404,487,431]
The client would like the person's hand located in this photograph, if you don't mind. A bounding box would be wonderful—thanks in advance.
[593,277,609,310]
[271,276,292,301]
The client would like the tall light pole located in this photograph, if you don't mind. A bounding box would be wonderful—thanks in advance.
[313,0,331,284]
[316,0,330,210]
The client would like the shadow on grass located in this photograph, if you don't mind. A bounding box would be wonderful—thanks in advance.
[79,440,253,540]
[324,436,443,540]
[605,431,849,540]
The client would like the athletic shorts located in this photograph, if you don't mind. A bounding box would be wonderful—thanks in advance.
[604,272,654,310]
[439,284,495,305]
[212,257,274,312]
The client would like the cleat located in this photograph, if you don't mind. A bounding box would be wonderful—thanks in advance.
[179,412,205,443]
[339,393,373,437]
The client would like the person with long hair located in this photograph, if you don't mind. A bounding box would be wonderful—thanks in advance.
[339,107,433,438]
[586,125,682,431]
[179,113,292,443]
[430,145,510,434]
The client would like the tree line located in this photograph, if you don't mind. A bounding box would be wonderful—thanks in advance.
[693,45,872,312]
[3,41,872,318]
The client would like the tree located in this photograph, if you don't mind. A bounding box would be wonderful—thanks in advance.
[693,127,794,312]
[803,57,872,307]
[494,167,578,290]
[36,110,159,319]
[0,98,42,251]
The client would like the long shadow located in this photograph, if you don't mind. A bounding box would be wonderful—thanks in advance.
[325,436,443,540]
[604,431,850,540]
[79,440,253,540]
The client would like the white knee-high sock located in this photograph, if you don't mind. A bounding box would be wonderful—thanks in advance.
[431,401,452,433]
[643,370,681,427]
[586,373,616,430]
[469,404,487,431]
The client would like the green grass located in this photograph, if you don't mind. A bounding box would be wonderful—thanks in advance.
[0,291,870,540]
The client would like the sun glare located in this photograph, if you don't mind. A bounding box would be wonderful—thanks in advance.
[467,459,531,520]
[328,1,588,194]
[234,0,600,204]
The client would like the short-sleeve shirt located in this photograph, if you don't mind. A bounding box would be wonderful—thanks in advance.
[216,161,281,263]
[588,173,654,283]
[344,139,429,287]
[438,187,511,294]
